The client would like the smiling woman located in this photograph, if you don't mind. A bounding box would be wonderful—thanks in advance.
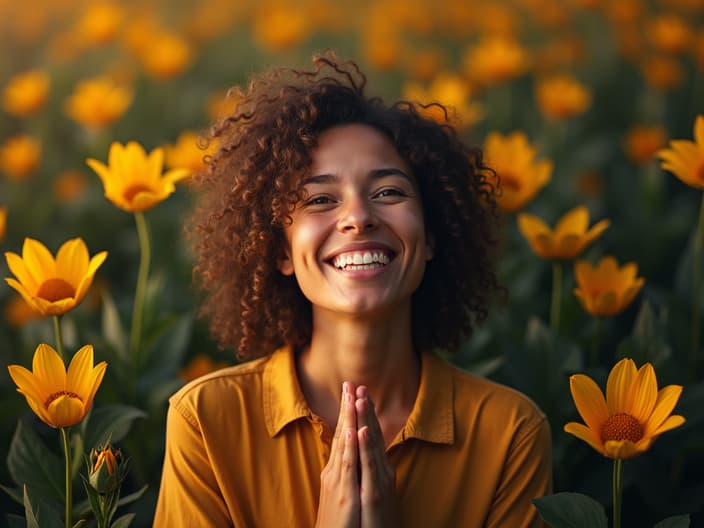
[154,52,552,527]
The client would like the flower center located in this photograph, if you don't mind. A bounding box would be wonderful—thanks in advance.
[123,183,152,202]
[499,172,521,192]
[600,412,643,443]
[36,278,75,302]
[45,390,82,408]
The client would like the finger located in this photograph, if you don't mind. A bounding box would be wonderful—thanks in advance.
[342,426,359,490]
[357,425,375,498]
[329,382,351,468]
[364,397,391,483]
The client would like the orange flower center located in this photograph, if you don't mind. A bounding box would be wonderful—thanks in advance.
[499,172,521,192]
[36,278,75,302]
[600,412,643,443]
[45,390,82,408]
[123,183,152,202]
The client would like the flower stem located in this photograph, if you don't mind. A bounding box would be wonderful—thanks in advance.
[691,192,704,380]
[612,458,623,528]
[591,317,601,366]
[53,315,65,362]
[60,427,72,528]
[130,211,151,367]
[550,261,563,333]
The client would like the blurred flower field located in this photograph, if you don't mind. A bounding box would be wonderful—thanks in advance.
[1,0,703,525]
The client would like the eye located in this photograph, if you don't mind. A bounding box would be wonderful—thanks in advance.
[303,195,334,206]
[373,188,406,199]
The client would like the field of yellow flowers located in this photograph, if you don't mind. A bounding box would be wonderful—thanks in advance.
[1,0,703,526]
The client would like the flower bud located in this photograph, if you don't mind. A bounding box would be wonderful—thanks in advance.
[88,444,127,494]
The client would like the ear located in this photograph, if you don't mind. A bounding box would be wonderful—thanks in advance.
[277,248,295,276]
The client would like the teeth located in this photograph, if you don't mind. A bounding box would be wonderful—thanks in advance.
[332,251,392,269]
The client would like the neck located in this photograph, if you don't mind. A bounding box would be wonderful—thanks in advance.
[295,306,420,430]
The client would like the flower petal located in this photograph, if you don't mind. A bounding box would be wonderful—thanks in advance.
[32,343,67,391]
[47,393,86,427]
[5,251,39,291]
[67,345,96,399]
[22,238,56,286]
[606,358,637,414]
[630,363,658,422]
[7,364,46,403]
[604,439,643,459]
[650,414,685,436]
[642,384,683,437]
[569,374,609,432]
[564,422,604,455]
[555,206,588,235]
[56,238,89,287]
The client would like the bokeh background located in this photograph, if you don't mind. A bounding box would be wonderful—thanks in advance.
[1,0,703,525]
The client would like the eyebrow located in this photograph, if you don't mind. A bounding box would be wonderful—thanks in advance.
[301,168,413,186]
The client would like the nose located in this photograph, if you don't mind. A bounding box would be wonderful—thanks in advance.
[337,195,377,234]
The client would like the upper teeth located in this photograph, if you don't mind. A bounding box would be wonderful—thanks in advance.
[332,251,391,269]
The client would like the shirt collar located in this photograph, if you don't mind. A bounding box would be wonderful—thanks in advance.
[263,345,455,445]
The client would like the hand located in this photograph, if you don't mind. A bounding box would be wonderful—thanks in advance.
[315,382,360,528]
[355,386,401,528]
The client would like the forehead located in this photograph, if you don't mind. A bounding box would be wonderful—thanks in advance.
[308,123,411,176]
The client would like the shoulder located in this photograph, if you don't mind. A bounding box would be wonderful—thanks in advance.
[168,355,271,417]
[440,358,549,443]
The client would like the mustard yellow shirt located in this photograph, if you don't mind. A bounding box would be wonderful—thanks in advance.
[154,346,552,527]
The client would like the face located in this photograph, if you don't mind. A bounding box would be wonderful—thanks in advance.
[278,123,433,319]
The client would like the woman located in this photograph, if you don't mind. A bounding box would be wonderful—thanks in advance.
[154,53,552,527]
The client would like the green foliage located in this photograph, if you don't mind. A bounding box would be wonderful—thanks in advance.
[532,492,608,528]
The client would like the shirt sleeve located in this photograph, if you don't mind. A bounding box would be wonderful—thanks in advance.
[153,400,233,527]
[485,415,553,528]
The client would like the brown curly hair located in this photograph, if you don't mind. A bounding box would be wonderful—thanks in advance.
[188,52,500,360]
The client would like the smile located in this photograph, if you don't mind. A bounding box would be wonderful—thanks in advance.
[330,250,394,270]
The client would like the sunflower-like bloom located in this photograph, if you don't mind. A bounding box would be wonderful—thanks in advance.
[0,135,41,180]
[64,76,133,129]
[657,115,704,190]
[7,343,107,428]
[253,4,308,51]
[2,70,50,117]
[574,256,645,317]
[625,124,667,165]
[86,141,189,212]
[164,131,218,176]
[139,32,193,80]
[565,358,685,459]
[463,36,530,85]
[5,237,107,316]
[518,206,610,260]
[402,73,484,129]
[535,74,592,120]
[483,131,553,212]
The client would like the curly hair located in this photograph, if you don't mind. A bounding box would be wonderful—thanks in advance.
[188,52,500,360]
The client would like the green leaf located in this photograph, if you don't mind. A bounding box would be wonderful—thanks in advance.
[0,484,23,505]
[4,514,26,528]
[111,513,136,528]
[23,484,63,528]
[532,492,608,528]
[6,421,64,505]
[102,291,128,361]
[23,485,40,528]
[73,520,88,528]
[82,405,147,449]
[116,484,149,508]
[654,514,691,527]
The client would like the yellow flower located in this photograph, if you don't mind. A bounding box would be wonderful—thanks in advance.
[402,73,483,128]
[179,354,230,382]
[0,207,6,244]
[5,237,107,317]
[2,70,50,117]
[53,170,88,203]
[139,32,193,80]
[7,343,107,428]
[64,76,133,129]
[564,358,685,459]
[463,36,530,85]
[657,115,704,190]
[86,141,189,212]
[483,131,553,212]
[574,256,645,317]
[74,3,124,46]
[647,14,692,54]
[0,135,41,180]
[535,74,592,120]
[518,206,610,260]
[253,4,308,51]
[625,124,667,165]
[164,131,217,176]
[641,56,685,92]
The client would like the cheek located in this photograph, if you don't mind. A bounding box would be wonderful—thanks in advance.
[289,218,327,266]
